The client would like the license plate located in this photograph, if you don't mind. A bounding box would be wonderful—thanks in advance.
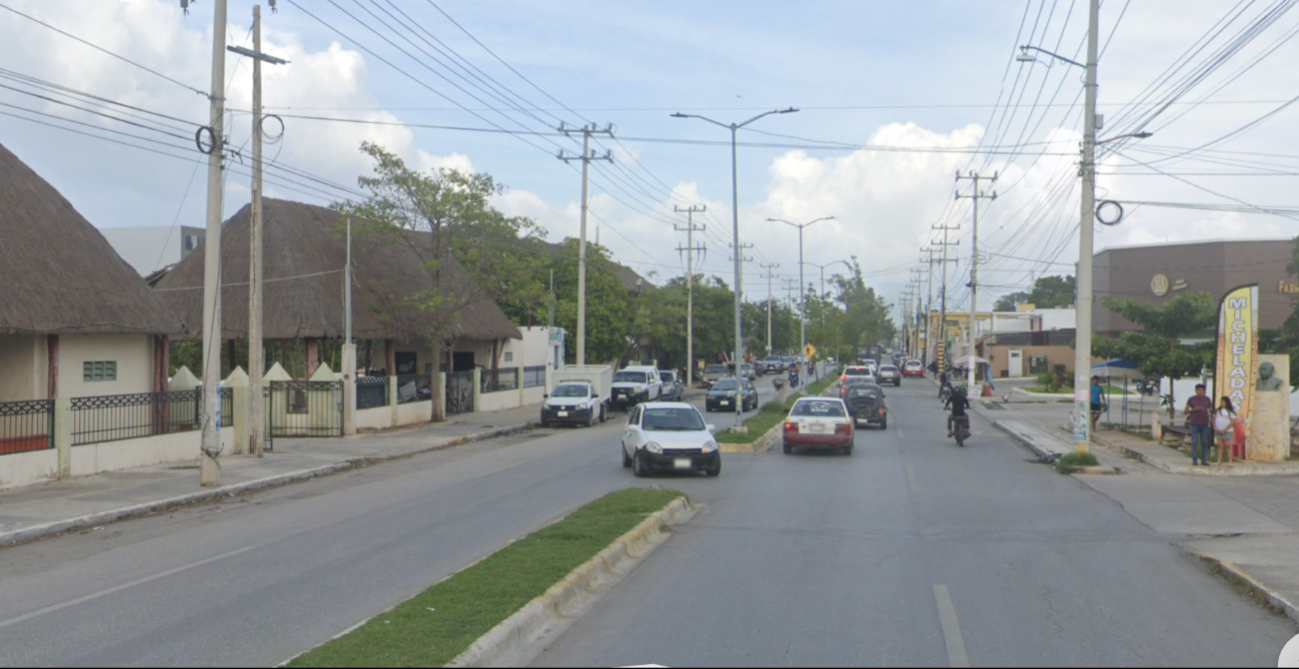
[557,411,569,417]
[810,423,828,433]
[673,458,692,469]
[720,400,730,406]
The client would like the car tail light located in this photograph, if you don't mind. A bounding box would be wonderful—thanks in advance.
[834,422,852,436]
[784,421,799,434]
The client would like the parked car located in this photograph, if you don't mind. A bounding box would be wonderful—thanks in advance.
[782,397,855,455]
[621,402,721,477]
[701,364,728,388]
[540,381,607,427]
[903,359,925,377]
[845,383,888,429]
[877,364,901,386]
[706,377,759,412]
[611,365,663,410]
[658,370,685,401]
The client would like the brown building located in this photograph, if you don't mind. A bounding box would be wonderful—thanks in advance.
[1093,239,1293,335]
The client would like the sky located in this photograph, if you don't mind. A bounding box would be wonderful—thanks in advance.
[2,0,1299,325]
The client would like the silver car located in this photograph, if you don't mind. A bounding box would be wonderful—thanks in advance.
[658,370,685,401]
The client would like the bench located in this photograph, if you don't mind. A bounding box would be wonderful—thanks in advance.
[1161,423,1191,447]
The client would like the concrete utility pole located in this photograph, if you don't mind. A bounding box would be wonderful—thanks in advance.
[198,0,229,487]
[1073,0,1101,455]
[922,247,936,364]
[557,123,613,366]
[674,205,706,387]
[767,216,834,363]
[955,170,997,394]
[931,225,960,374]
[232,4,288,457]
[761,263,780,355]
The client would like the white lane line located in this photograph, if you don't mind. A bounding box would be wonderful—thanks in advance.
[933,584,970,668]
[905,465,920,493]
[0,546,255,630]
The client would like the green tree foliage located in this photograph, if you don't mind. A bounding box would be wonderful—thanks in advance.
[993,275,1076,311]
[548,240,634,364]
[1091,292,1217,412]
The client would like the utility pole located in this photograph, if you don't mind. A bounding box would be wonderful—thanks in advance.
[1073,0,1101,455]
[557,122,613,366]
[728,243,754,425]
[931,225,960,375]
[232,4,288,457]
[955,170,997,394]
[761,263,780,355]
[674,205,706,387]
[198,0,229,487]
[767,217,834,363]
[920,246,938,366]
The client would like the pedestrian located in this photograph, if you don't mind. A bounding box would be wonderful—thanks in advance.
[1213,396,1237,467]
[1089,376,1106,431]
[1184,384,1213,466]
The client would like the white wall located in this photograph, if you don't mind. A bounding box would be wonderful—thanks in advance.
[395,400,432,427]
[0,449,57,489]
[0,334,44,402]
[60,335,155,399]
[1039,309,1076,331]
[356,405,391,431]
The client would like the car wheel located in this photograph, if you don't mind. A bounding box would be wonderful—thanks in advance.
[844,445,854,456]
[585,412,595,428]
[880,417,887,430]
[599,405,607,423]
[632,449,650,477]
[706,457,721,477]
[783,441,793,455]
[622,445,632,468]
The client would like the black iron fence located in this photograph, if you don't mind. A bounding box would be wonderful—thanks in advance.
[0,399,54,456]
[522,366,546,389]
[356,376,389,410]
[447,370,474,415]
[70,389,222,446]
[481,367,519,394]
[396,373,433,405]
[265,380,343,442]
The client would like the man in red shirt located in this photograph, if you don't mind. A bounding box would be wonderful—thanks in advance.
[1184,383,1213,466]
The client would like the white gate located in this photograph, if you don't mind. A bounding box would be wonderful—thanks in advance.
[1008,350,1024,378]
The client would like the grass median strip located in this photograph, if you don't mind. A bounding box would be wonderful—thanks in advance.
[715,399,797,444]
[287,487,684,668]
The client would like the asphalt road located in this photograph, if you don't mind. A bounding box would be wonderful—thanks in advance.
[1,371,1291,666]
[533,379,1298,667]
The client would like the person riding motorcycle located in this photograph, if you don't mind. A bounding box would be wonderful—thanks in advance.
[938,370,952,399]
[945,385,971,438]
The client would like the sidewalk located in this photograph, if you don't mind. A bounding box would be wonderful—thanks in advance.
[977,397,1299,626]
[0,402,542,547]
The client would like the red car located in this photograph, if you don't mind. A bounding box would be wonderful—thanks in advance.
[902,359,925,377]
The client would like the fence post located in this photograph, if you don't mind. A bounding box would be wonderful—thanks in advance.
[472,368,482,413]
[55,397,72,480]
[389,375,399,428]
[224,367,249,455]
[439,371,447,419]
[342,343,357,436]
[518,367,525,408]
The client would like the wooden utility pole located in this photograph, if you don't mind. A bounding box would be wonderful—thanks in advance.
[674,205,706,386]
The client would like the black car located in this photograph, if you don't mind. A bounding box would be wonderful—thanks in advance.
[845,383,888,429]
[839,376,876,401]
[706,377,759,412]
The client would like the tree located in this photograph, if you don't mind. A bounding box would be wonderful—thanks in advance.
[547,239,634,364]
[994,275,1076,311]
[1091,292,1217,415]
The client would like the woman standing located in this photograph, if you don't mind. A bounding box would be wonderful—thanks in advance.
[1213,397,1237,467]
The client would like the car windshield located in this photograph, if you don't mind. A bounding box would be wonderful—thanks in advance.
[844,368,870,376]
[613,371,647,383]
[850,387,881,400]
[642,407,706,431]
[880,366,898,373]
[704,365,726,374]
[551,384,589,398]
[712,379,738,391]
[659,372,674,382]
[791,400,847,417]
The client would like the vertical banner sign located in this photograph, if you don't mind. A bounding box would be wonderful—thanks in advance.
[1214,284,1258,438]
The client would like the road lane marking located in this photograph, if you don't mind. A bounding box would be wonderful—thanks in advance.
[0,546,255,630]
[905,465,920,493]
[933,584,970,668]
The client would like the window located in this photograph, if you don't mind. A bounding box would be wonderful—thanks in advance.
[83,361,117,382]
[504,351,514,362]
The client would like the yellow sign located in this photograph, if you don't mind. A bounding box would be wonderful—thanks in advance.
[804,343,817,358]
[1215,284,1258,440]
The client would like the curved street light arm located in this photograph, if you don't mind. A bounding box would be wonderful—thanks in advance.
[1019,45,1085,69]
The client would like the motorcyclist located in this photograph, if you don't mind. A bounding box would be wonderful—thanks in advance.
[938,369,951,399]
[945,385,970,438]
[788,367,800,388]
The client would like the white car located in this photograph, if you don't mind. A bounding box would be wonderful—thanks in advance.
[782,397,855,456]
[540,381,607,427]
[621,402,721,477]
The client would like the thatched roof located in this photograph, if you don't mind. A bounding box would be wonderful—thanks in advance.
[152,198,521,342]
[0,142,178,335]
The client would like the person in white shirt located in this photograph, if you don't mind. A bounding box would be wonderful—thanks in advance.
[1213,396,1237,467]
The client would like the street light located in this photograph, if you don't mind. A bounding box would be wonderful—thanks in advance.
[672,107,798,426]
[767,216,835,361]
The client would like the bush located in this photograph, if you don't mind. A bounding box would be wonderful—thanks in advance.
[1055,451,1100,474]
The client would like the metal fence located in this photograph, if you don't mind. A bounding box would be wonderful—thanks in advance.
[396,373,433,405]
[522,365,546,389]
[447,370,474,415]
[0,399,54,455]
[70,389,221,446]
[265,380,343,443]
[356,376,389,410]
[481,367,519,394]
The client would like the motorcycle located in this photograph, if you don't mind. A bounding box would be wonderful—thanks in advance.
[788,369,800,388]
[1136,378,1160,397]
[952,415,970,447]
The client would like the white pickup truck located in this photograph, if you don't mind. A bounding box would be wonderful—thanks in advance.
[540,380,606,427]
[610,364,662,410]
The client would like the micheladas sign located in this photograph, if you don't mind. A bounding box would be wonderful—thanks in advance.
[1214,284,1258,436]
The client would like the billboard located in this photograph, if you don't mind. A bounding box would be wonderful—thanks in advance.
[1214,284,1259,438]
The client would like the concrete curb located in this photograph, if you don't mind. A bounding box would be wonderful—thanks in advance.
[720,421,781,454]
[993,420,1117,474]
[447,496,696,668]
[0,423,531,548]
[1092,432,1299,477]
[1184,548,1299,626]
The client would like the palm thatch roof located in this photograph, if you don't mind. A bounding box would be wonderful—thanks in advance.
[0,142,178,335]
[152,198,520,342]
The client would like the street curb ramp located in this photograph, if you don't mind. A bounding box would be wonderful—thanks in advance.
[447,496,697,668]
[0,423,531,548]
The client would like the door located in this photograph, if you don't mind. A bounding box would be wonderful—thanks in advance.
[1008,350,1023,378]
[622,406,643,458]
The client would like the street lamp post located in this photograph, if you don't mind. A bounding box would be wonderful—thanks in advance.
[768,217,835,362]
[672,108,798,425]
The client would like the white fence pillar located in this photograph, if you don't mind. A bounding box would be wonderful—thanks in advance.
[389,375,399,428]
[472,368,482,413]
[54,397,72,480]
[223,367,249,455]
[341,344,357,436]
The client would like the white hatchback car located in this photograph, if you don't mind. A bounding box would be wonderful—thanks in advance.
[621,402,721,477]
